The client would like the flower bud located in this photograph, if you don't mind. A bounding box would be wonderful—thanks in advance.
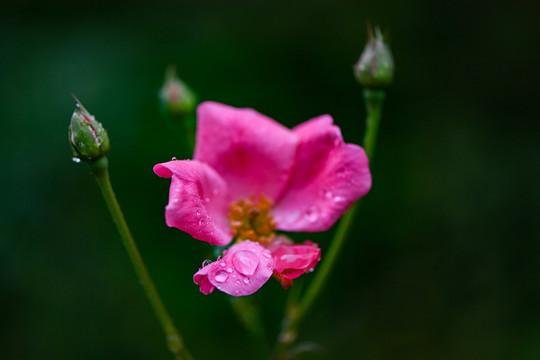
[159,65,196,119]
[354,25,394,89]
[68,97,110,162]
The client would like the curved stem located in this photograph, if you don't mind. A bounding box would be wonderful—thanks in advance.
[274,89,385,358]
[89,157,194,360]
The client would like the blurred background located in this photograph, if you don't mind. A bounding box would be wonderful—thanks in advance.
[1,1,539,359]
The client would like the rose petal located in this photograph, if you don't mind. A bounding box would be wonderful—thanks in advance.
[273,115,371,231]
[153,160,233,246]
[194,101,298,202]
[193,241,274,296]
[193,265,215,295]
[269,237,321,288]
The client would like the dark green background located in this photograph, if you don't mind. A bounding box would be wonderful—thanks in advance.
[2,1,539,359]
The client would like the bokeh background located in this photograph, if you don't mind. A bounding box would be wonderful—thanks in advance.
[2,1,539,359]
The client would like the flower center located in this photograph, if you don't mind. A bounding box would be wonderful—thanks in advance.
[228,195,276,244]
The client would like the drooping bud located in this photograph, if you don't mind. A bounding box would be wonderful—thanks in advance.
[354,25,394,89]
[68,96,110,163]
[159,65,196,120]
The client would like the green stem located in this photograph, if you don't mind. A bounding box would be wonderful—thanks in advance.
[230,296,269,357]
[89,157,193,360]
[274,89,385,358]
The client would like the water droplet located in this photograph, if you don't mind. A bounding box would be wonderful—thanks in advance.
[214,271,228,283]
[72,157,81,163]
[226,267,233,273]
[232,250,260,276]
[333,196,345,203]
[243,277,250,284]
[219,262,226,267]
[198,218,205,226]
[196,211,201,216]
[303,206,319,223]
[263,250,272,259]
[205,197,210,203]
[320,188,332,199]
[171,157,177,161]
[202,259,212,267]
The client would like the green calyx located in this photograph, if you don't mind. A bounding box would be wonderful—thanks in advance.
[68,97,110,163]
[354,25,395,89]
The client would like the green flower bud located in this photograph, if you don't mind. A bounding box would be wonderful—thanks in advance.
[354,25,394,89]
[68,96,110,163]
[159,65,196,120]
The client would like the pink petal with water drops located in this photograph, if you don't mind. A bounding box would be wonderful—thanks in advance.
[153,160,233,246]
[269,237,321,288]
[273,115,371,232]
[193,264,215,295]
[194,101,298,202]
[193,241,274,296]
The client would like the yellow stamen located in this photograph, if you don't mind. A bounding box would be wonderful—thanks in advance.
[229,195,276,244]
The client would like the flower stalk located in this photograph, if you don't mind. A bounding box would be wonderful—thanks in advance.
[274,79,388,360]
[89,157,193,360]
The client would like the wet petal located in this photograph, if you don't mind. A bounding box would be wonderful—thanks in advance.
[269,236,321,288]
[273,115,371,231]
[193,241,274,296]
[194,101,298,202]
[153,160,233,246]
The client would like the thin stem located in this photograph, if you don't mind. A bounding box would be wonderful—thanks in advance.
[230,296,269,357]
[89,157,193,360]
[274,89,386,358]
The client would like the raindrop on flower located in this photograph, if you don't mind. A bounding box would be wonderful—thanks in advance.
[304,205,320,223]
[243,277,250,284]
[171,157,177,161]
[227,267,233,273]
[232,250,260,276]
[202,259,212,267]
[333,195,345,203]
[198,218,205,226]
[214,271,229,283]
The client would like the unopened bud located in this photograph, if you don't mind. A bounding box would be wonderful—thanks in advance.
[354,25,394,89]
[68,96,110,163]
[159,65,196,119]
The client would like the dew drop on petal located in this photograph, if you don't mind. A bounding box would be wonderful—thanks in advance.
[171,157,177,161]
[333,196,345,204]
[304,206,320,223]
[232,250,260,276]
[202,259,212,267]
[263,250,272,259]
[198,218,205,226]
[214,271,229,283]
[219,262,226,267]
[227,267,233,273]
[196,211,201,216]
[243,277,250,284]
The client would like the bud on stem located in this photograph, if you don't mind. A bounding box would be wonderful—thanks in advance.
[354,24,394,89]
[68,96,110,163]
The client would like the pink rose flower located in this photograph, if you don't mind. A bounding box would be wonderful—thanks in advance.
[154,101,371,295]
